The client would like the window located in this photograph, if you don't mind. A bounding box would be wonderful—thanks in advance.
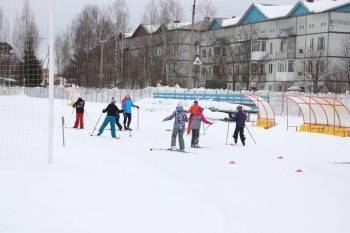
[202,49,207,58]
[261,41,266,52]
[317,37,325,50]
[208,48,212,57]
[310,38,314,50]
[253,41,260,52]
[259,64,265,74]
[280,40,285,52]
[222,47,227,56]
[269,64,273,73]
[270,42,273,54]
[251,63,258,74]
[213,65,220,74]
[214,47,221,56]
[278,61,285,72]
[288,60,294,73]
[299,48,304,54]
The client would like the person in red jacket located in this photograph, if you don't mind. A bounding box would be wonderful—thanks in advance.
[186,100,202,134]
[189,107,213,147]
[72,97,85,129]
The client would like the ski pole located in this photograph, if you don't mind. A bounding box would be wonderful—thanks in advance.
[225,121,230,145]
[90,113,103,136]
[137,108,139,131]
[245,125,257,144]
[194,124,212,145]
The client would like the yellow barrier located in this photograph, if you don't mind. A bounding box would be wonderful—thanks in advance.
[256,118,275,129]
[299,124,350,137]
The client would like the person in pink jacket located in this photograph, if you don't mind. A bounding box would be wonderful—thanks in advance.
[189,107,213,147]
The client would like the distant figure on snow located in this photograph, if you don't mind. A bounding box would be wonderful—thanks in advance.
[72,97,85,129]
[232,105,247,146]
[97,98,121,139]
[163,102,188,151]
[189,107,213,148]
[122,94,139,130]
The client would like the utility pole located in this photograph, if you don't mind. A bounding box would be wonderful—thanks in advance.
[99,40,107,88]
[188,0,196,89]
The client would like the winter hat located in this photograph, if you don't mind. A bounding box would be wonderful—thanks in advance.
[193,100,198,104]
[111,97,116,103]
[237,105,243,111]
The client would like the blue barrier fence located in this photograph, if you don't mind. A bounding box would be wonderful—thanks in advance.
[153,91,269,106]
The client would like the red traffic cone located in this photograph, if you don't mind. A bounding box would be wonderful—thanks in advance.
[229,160,236,165]
[296,169,303,173]
[277,156,284,160]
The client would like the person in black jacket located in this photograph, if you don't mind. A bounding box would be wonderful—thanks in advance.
[97,98,120,138]
[72,97,85,129]
[232,105,247,146]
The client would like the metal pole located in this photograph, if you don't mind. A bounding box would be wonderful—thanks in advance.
[99,40,107,88]
[48,0,55,164]
[188,0,196,89]
[225,121,230,145]
[62,116,65,147]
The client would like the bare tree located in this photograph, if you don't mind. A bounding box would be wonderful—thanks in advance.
[197,0,217,20]
[338,37,350,91]
[68,4,114,87]
[12,0,42,86]
[302,49,330,93]
[54,31,71,76]
[13,0,39,58]
[0,7,10,42]
[143,0,184,24]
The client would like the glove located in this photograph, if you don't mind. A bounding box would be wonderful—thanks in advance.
[102,109,105,113]
[136,106,140,109]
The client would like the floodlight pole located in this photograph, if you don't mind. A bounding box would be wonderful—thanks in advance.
[188,0,196,89]
[48,0,55,164]
[99,40,107,88]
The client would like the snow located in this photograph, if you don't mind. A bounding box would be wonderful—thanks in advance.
[302,0,350,13]
[1,95,350,233]
[255,3,295,19]
[221,16,242,27]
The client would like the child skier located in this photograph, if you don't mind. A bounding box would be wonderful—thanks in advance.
[72,97,85,129]
[186,100,202,134]
[122,94,139,130]
[162,102,188,151]
[190,107,213,148]
[232,105,247,146]
[97,98,121,139]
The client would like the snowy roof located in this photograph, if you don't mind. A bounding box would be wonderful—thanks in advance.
[290,0,350,15]
[254,3,294,19]
[166,22,192,30]
[142,24,161,34]
[221,16,242,27]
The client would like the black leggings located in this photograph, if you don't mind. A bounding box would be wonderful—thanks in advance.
[123,113,132,128]
[191,129,200,146]
[233,126,246,143]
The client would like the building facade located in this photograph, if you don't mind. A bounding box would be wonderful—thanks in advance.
[118,0,350,92]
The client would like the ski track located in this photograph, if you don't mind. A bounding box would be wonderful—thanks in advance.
[0,96,350,233]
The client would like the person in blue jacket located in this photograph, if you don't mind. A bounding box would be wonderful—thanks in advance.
[97,98,120,138]
[232,105,247,146]
[122,94,139,130]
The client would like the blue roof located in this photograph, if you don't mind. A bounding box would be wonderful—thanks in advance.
[241,5,268,25]
[290,3,309,16]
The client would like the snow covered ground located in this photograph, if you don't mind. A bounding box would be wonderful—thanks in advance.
[0,95,350,233]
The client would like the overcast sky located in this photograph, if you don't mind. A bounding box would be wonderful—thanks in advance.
[0,0,297,59]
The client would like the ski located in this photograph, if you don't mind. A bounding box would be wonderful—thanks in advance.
[149,148,193,154]
[328,161,350,165]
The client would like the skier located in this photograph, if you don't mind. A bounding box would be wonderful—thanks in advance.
[72,97,85,129]
[122,94,139,130]
[186,100,202,134]
[190,107,213,148]
[162,102,188,151]
[232,105,247,146]
[97,97,120,138]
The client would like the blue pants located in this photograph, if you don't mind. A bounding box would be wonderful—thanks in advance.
[99,115,116,137]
